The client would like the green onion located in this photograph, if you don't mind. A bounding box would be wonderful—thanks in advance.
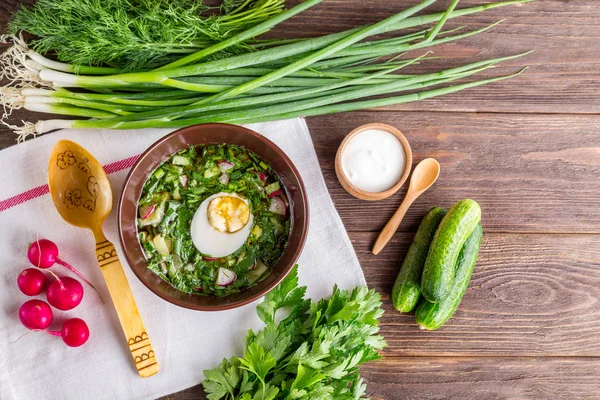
[155,0,325,70]
[424,0,461,43]
[36,1,527,89]
[232,69,529,125]
[1,0,533,141]
[36,60,418,124]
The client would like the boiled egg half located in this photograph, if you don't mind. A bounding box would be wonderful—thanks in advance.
[190,192,253,257]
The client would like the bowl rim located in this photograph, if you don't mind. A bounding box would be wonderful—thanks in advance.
[117,123,309,311]
[334,122,412,201]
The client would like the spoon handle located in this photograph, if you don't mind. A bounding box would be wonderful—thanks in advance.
[372,193,417,255]
[95,237,159,378]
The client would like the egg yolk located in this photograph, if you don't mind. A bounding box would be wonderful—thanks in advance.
[207,196,251,233]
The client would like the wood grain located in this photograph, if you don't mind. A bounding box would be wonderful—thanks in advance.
[360,357,600,400]
[266,0,600,115]
[1,0,600,398]
[352,232,600,356]
[1,0,599,117]
[164,357,600,400]
[307,111,600,234]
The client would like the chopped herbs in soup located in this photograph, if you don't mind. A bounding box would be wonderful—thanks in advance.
[137,144,290,296]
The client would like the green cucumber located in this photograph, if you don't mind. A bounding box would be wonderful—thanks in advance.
[416,223,483,330]
[421,199,481,302]
[265,181,281,195]
[392,207,447,312]
[172,155,190,166]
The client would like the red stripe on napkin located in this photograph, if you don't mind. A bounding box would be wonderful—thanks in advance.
[103,154,140,174]
[0,184,50,212]
[0,154,140,213]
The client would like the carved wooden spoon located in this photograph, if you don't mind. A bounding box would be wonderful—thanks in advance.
[372,158,440,255]
[48,140,158,378]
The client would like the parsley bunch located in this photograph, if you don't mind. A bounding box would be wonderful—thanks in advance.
[202,266,386,399]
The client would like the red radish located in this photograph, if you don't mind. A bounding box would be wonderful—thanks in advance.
[45,318,90,347]
[218,173,230,185]
[269,196,287,216]
[140,204,156,219]
[19,300,53,330]
[17,268,46,296]
[217,268,236,286]
[46,276,84,310]
[279,194,289,208]
[252,170,266,182]
[27,239,98,294]
[202,256,222,261]
[217,161,234,172]
[179,175,189,188]
[267,189,283,197]
[54,318,89,347]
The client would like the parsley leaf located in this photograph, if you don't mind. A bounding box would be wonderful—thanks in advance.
[239,342,277,386]
[256,265,309,326]
[202,264,386,399]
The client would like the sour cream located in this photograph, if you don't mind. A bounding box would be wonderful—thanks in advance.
[341,129,406,193]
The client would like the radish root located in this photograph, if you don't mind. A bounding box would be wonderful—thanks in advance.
[10,330,35,343]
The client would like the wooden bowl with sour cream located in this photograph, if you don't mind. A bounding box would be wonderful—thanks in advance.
[335,123,412,201]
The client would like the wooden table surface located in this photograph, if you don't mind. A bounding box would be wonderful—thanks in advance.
[1,0,599,398]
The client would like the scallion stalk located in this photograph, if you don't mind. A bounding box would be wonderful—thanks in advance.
[155,0,325,70]
[36,1,528,90]
[1,0,533,141]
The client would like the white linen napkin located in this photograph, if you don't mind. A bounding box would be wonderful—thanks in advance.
[0,118,366,400]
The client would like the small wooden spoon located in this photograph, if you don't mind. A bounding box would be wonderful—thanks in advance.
[372,158,440,255]
[48,140,158,378]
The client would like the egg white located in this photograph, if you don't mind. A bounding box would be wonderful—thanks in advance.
[190,192,253,257]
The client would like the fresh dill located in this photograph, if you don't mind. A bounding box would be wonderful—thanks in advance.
[9,0,285,70]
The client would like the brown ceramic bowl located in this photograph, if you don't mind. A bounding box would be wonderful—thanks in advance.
[118,123,309,311]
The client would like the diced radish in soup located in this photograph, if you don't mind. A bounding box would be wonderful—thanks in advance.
[268,189,283,197]
[140,203,156,219]
[248,260,268,283]
[269,196,286,215]
[252,170,266,182]
[265,182,280,195]
[217,268,236,286]
[279,194,289,207]
[218,173,230,185]
[254,260,268,276]
[139,201,165,227]
[179,175,188,188]
[218,161,234,172]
